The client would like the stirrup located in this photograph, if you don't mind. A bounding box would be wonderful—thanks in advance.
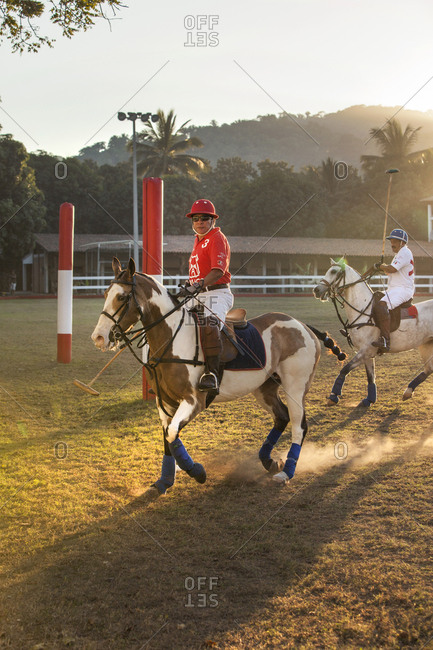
[372,336,390,352]
[198,371,219,393]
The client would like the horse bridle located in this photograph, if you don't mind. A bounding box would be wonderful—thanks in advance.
[320,267,376,345]
[100,273,205,416]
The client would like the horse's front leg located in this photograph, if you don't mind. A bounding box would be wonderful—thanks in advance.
[359,357,377,407]
[144,408,176,499]
[327,350,367,406]
[166,398,207,484]
[152,431,177,496]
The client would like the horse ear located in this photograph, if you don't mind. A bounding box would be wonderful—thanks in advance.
[330,257,337,265]
[128,257,136,278]
[112,257,122,277]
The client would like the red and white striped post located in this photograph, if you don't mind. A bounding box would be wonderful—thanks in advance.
[142,178,163,399]
[57,203,75,363]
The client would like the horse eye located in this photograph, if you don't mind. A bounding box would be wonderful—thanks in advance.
[118,294,127,302]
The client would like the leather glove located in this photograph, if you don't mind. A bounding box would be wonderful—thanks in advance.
[178,280,204,297]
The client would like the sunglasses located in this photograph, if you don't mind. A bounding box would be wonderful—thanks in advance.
[191,215,212,222]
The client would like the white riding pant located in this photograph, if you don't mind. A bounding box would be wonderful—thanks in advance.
[381,287,413,310]
[192,287,234,330]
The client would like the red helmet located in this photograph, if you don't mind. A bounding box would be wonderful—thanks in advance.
[186,199,219,219]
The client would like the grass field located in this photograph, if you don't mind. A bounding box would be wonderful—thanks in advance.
[0,295,432,649]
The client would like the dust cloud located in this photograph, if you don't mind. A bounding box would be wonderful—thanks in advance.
[206,432,433,484]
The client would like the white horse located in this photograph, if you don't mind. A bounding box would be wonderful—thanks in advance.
[313,259,433,406]
[90,257,344,496]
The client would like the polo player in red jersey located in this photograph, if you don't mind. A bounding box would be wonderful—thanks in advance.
[183,199,233,394]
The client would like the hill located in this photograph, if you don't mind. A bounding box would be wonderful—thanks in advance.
[78,105,433,170]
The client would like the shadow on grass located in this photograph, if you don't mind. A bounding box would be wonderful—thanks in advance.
[1,433,431,649]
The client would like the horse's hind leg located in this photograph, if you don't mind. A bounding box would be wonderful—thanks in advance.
[272,362,313,484]
[403,342,433,401]
[254,375,290,474]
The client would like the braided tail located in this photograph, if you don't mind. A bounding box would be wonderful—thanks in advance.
[307,325,347,361]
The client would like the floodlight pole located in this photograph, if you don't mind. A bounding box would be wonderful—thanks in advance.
[131,117,139,263]
[117,111,159,265]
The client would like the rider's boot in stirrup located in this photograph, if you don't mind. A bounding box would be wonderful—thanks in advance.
[198,318,222,394]
[372,301,391,353]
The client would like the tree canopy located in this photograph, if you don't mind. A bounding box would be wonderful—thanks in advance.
[0,135,45,271]
[133,109,208,179]
[0,0,125,52]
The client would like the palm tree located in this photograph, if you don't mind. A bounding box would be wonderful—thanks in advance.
[361,118,421,175]
[318,157,339,195]
[133,109,208,178]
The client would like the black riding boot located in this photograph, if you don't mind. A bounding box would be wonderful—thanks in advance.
[198,318,222,394]
[372,301,391,352]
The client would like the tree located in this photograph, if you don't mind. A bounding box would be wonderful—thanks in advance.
[0,0,124,53]
[134,109,208,179]
[361,118,422,177]
[0,135,45,271]
[78,135,130,166]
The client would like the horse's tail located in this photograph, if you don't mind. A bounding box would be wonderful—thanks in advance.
[307,325,347,361]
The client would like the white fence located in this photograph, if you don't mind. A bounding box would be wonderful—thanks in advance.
[73,275,433,294]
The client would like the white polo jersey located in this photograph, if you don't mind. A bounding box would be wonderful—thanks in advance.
[387,245,415,292]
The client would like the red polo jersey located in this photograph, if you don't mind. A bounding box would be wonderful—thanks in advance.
[189,227,231,284]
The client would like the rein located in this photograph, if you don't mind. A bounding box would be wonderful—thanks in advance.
[323,269,376,346]
[100,274,205,418]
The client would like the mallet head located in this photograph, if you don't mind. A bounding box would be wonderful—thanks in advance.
[386,168,399,174]
[73,379,100,396]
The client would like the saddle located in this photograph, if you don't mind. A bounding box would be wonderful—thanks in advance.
[221,307,248,362]
[372,292,418,333]
[188,305,266,408]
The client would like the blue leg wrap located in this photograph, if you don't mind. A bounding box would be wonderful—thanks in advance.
[168,438,206,484]
[259,427,283,461]
[168,438,194,472]
[409,372,427,391]
[282,443,301,480]
[331,373,345,397]
[259,427,284,472]
[153,455,176,495]
[362,383,377,407]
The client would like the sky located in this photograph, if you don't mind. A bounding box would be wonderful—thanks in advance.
[1,0,433,157]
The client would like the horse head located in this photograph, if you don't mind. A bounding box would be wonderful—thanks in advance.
[313,258,349,301]
[91,256,164,350]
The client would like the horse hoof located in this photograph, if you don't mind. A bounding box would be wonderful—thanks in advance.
[402,388,413,401]
[261,458,283,474]
[272,471,289,485]
[326,399,337,407]
[268,459,284,475]
[187,463,207,484]
[359,399,371,407]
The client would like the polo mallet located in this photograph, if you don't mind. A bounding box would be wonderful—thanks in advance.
[381,168,399,261]
[73,346,127,395]
[73,331,143,395]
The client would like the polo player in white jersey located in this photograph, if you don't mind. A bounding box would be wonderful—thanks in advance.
[372,228,415,353]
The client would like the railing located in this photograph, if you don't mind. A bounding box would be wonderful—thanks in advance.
[72,275,433,294]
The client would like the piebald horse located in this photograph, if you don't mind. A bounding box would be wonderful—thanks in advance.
[91,258,343,496]
[314,259,433,406]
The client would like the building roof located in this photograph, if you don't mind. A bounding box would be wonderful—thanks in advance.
[33,233,433,258]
